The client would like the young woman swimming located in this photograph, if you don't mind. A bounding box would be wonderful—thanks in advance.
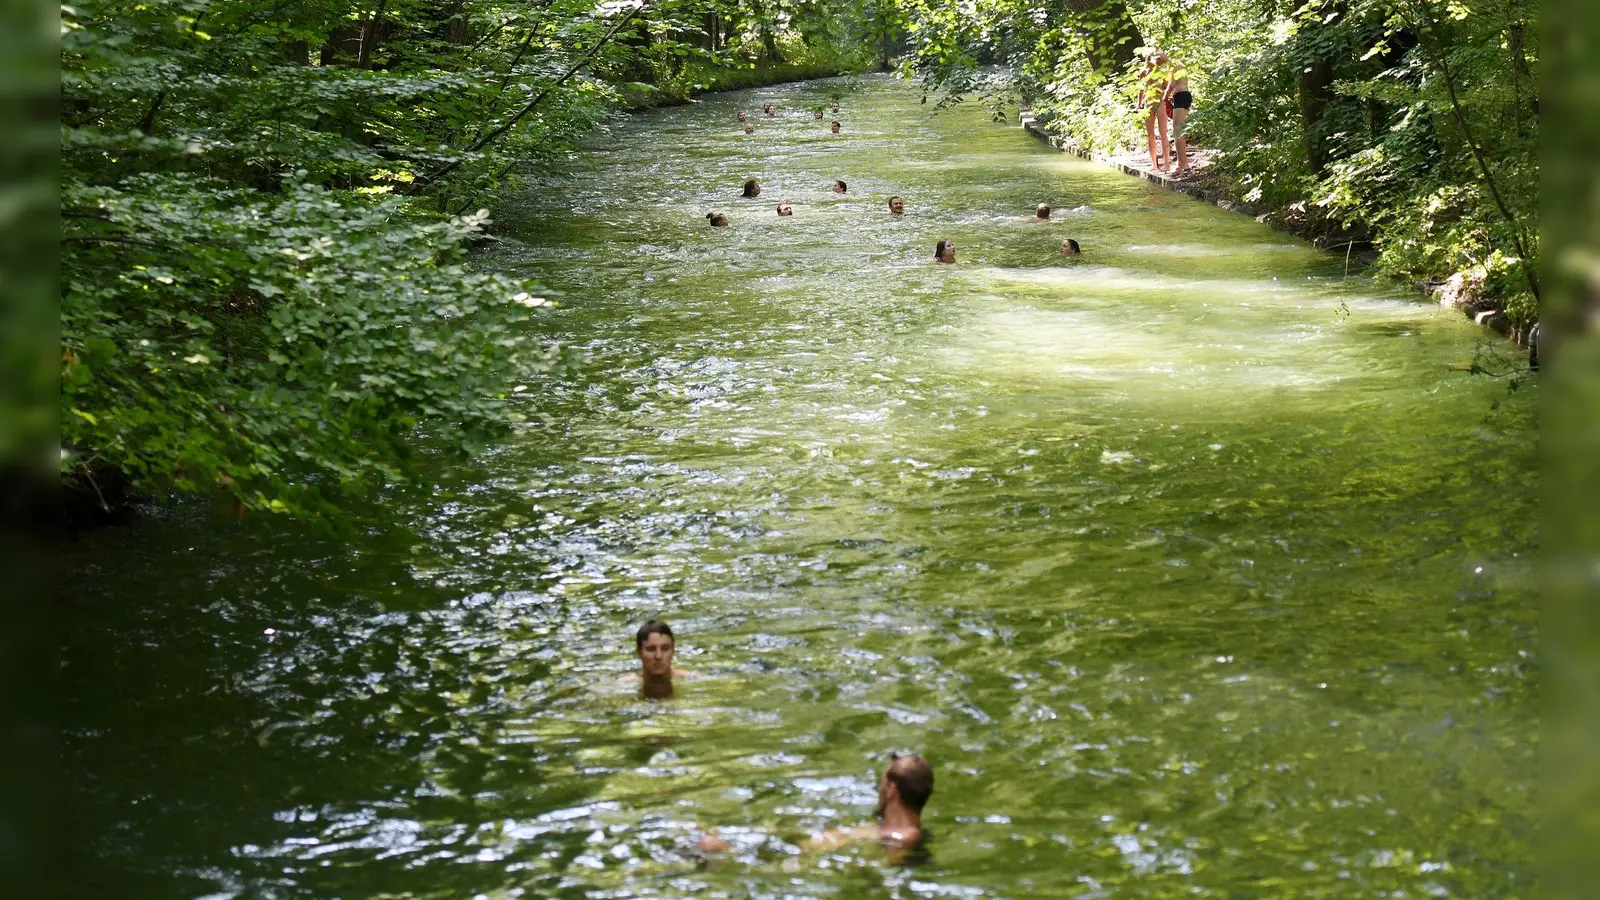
[935,239,956,263]
[742,179,761,198]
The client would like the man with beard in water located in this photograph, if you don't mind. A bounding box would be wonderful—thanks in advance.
[698,753,933,860]
[628,619,691,699]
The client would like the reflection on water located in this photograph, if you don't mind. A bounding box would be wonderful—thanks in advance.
[63,75,1535,899]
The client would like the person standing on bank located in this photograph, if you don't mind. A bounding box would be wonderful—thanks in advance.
[1158,51,1194,176]
[1137,55,1168,172]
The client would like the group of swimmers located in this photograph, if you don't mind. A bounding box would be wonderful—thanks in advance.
[708,101,1085,263]
[737,101,841,135]
[627,619,933,859]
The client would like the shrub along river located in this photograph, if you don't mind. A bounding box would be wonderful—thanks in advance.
[63,75,1536,898]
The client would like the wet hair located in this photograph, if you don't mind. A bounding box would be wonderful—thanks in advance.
[1036,203,1050,218]
[887,754,934,812]
[934,239,949,260]
[888,195,903,210]
[706,213,728,226]
[831,120,841,128]
[833,180,847,192]
[777,201,793,215]
[742,179,759,198]
[1064,238,1081,253]
[636,619,674,650]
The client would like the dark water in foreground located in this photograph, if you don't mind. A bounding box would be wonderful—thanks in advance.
[64,75,1536,898]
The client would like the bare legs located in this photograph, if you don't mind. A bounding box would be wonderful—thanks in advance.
[1152,103,1171,172]
[1170,107,1190,175]
[1144,109,1161,170]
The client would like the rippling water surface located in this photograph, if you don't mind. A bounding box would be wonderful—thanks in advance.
[64,75,1536,899]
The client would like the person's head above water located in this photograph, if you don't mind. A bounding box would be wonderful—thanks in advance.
[935,239,956,263]
[743,123,754,134]
[875,753,934,840]
[831,180,847,193]
[815,110,824,120]
[1035,203,1051,220]
[888,196,905,215]
[737,111,746,121]
[634,619,681,699]
[777,201,793,216]
[1060,238,1081,255]
[635,619,676,675]
[830,120,841,133]
[763,103,774,114]
[706,212,729,226]
[742,179,761,198]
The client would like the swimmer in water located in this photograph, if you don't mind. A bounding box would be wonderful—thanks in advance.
[630,619,692,699]
[830,120,841,134]
[737,111,747,122]
[814,110,824,120]
[831,180,847,193]
[742,179,761,198]
[935,239,955,263]
[777,201,793,216]
[700,753,934,860]
[763,103,775,116]
[1060,238,1081,255]
[706,213,729,227]
[1035,203,1051,220]
[888,196,905,215]
[743,123,754,134]
[831,103,840,113]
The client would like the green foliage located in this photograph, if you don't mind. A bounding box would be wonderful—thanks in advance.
[887,0,1539,324]
[62,175,555,517]
[60,0,881,519]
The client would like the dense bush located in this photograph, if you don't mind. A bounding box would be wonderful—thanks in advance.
[889,0,1538,325]
[61,0,884,519]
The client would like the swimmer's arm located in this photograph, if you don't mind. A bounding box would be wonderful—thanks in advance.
[800,824,878,853]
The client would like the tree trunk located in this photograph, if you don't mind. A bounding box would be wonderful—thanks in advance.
[1298,56,1336,174]
[1507,23,1535,125]
[357,0,390,69]
[1295,0,1344,175]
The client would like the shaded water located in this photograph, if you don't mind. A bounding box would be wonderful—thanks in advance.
[64,75,1537,898]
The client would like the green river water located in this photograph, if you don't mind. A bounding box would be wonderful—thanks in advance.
[63,75,1538,899]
